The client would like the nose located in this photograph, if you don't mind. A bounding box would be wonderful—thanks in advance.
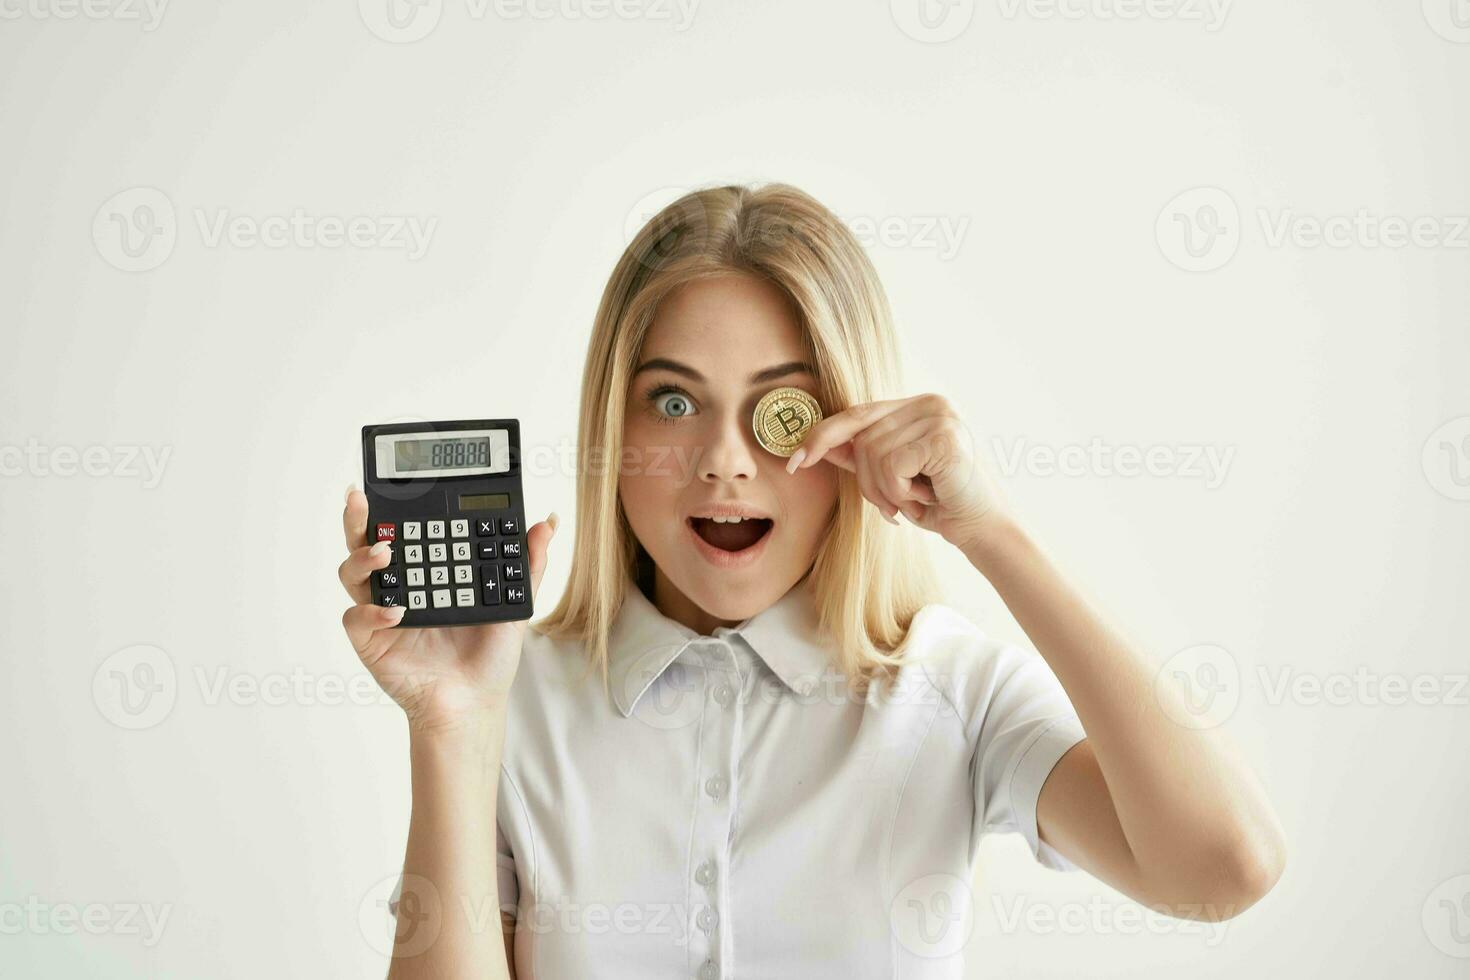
[697,408,760,484]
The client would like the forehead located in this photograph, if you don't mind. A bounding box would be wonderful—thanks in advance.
[641,274,806,365]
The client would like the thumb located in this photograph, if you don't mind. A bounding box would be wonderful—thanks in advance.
[526,511,558,603]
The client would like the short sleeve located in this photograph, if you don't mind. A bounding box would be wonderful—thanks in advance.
[969,643,1088,871]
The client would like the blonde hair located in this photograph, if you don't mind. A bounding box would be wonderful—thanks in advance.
[533,182,944,699]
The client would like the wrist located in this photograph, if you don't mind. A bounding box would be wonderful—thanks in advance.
[407,707,508,763]
[957,510,1031,573]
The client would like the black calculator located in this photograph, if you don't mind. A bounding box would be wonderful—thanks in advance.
[361,419,533,626]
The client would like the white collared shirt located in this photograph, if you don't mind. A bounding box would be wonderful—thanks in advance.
[490,573,1087,979]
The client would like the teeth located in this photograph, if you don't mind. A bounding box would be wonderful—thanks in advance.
[708,516,748,523]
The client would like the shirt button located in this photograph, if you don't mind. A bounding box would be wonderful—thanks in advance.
[695,860,717,886]
[704,775,727,800]
[713,684,732,706]
[699,960,719,980]
[697,906,719,933]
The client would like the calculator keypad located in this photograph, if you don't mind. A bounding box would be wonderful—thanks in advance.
[371,516,528,620]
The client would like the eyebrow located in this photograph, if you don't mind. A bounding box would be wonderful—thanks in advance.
[633,357,815,386]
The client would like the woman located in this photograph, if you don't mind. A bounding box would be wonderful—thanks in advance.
[337,183,1286,978]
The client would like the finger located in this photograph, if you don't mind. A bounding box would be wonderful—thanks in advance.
[792,399,912,471]
[343,485,369,552]
[339,540,394,604]
[342,601,406,659]
[876,417,943,507]
[850,434,904,524]
[526,511,559,602]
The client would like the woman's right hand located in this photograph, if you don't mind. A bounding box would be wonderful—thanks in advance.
[337,486,558,736]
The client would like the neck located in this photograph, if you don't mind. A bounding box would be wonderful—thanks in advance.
[650,565,741,636]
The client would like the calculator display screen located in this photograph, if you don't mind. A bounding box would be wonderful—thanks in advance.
[375,429,511,479]
[459,492,510,511]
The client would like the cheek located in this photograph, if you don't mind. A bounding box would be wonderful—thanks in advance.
[775,462,839,535]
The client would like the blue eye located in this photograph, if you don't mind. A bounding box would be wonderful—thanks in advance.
[646,384,697,424]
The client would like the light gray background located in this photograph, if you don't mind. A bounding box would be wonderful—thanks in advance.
[2,1,1468,976]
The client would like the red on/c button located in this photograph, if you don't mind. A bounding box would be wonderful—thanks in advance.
[375,523,397,542]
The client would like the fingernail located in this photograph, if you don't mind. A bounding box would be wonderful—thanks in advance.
[786,449,807,474]
[386,605,406,620]
[370,541,390,557]
[884,510,900,526]
[548,511,560,533]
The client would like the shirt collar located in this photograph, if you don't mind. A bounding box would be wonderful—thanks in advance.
[607,574,830,718]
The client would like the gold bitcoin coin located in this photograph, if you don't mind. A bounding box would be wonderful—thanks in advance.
[752,387,823,457]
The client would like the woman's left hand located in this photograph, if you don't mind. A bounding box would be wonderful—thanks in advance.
[786,393,1011,552]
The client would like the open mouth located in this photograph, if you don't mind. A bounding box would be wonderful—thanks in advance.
[688,516,774,553]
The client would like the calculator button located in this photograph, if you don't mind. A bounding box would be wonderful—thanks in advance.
[500,518,519,535]
[501,540,522,559]
[402,522,422,541]
[454,565,474,584]
[451,519,470,538]
[378,591,403,607]
[406,568,425,587]
[432,589,452,609]
[427,520,445,539]
[430,566,449,586]
[481,564,501,604]
[404,545,423,564]
[503,563,523,581]
[375,522,397,543]
[455,588,475,607]
[451,542,472,562]
[379,569,402,589]
[408,590,427,609]
[427,543,447,563]
[478,540,498,560]
[475,518,497,537]
[506,585,526,604]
